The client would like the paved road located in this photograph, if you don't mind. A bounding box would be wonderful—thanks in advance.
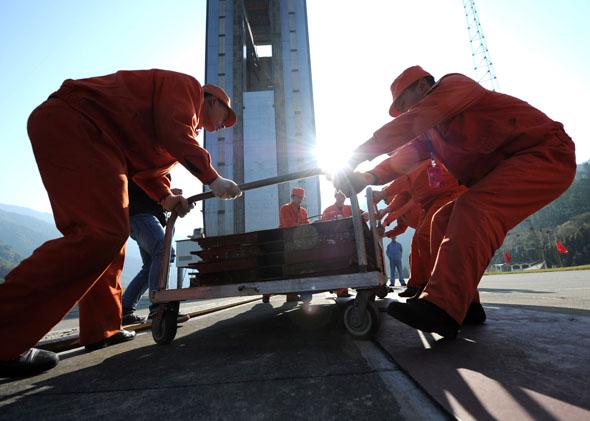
[1,295,446,420]
[479,270,590,312]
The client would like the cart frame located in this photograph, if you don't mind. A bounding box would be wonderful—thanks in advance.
[150,169,387,343]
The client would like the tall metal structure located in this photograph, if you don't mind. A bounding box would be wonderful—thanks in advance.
[463,0,499,91]
[203,0,320,236]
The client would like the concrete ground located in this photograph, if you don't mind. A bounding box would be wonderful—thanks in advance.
[374,270,590,420]
[0,295,445,420]
[1,270,589,420]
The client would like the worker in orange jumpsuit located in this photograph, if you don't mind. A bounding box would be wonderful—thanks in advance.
[321,190,354,297]
[335,65,576,338]
[262,187,310,303]
[279,187,310,227]
[321,190,353,220]
[0,70,242,377]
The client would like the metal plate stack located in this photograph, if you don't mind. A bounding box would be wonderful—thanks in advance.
[189,218,377,287]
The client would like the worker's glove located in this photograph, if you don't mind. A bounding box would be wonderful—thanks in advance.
[332,171,375,197]
[161,194,190,217]
[209,176,242,200]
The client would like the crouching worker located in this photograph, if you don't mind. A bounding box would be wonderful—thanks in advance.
[335,65,576,338]
[0,69,241,377]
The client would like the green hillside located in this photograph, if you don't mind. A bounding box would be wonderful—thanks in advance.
[0,241,22,281]
[0,206,144,286]
[490,162,590,267]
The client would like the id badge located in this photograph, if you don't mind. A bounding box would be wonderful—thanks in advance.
[427,160,443,188]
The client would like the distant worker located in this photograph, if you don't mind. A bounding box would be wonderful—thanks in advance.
[263,187,310,303]
[279,187,309,227]
[321,190,353,297]
[386,237,405,287]
[335,65,576,338]
[0,69,241,377]
[121,178,189,326]
[321,190,352,220]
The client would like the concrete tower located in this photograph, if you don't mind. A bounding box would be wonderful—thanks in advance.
[204,0,320,236]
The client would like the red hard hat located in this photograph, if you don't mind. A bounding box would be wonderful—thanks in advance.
[388,65,433,117]
[203,84,237,128]
[291,187,305,197]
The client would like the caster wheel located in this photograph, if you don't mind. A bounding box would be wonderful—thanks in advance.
[151,302,179,345]
[343,301,382,340]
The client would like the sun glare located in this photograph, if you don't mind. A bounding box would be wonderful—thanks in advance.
[314,142,353,177]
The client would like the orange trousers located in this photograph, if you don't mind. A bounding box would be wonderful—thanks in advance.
[422,133,576,323]
[0,98,129,359]
[406,194,462,289]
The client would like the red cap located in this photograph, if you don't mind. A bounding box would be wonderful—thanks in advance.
[388,66,432,117]
[291,187,305,197]
[203,84,237,128]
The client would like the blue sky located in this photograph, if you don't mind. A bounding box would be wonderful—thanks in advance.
[1,0,588,237]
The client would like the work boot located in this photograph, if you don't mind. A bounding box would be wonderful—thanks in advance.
[463,302,486,325]
[336,288,351,298]
[122,312,146,326]
[85,329,136,352]
[0,348,59,378]
[398,287,420,298]
[387,299,460,339]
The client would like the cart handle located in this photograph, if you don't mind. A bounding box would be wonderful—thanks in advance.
[186,167,324,205]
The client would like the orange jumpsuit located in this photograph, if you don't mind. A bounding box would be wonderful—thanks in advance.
[378,160,466,289]
[0,70,219,359]
[279,203,309,227]
[356,73,576,323]
[321,203,352,220]
[320,202,353,296]
[381,192,423,286]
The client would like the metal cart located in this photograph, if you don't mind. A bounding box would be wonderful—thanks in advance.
[150,168,387,344]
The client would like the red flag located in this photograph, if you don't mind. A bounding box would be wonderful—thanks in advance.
[503,250,511,264]
[556,240,568,254]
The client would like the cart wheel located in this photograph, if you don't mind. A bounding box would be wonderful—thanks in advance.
[343,301,381,339]
[151,302,179,345]
[376,284,389,299]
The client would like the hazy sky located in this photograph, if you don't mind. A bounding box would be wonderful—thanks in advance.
[1,0,588,237]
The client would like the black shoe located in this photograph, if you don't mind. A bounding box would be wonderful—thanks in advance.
[122,312,146,326]
[387,299,460,339]
[262,294,271,303]
[0,348,59,378]
[85,329,136,352]
[146,311,190,324]
[463,302,486,325]
[398,287,420,298]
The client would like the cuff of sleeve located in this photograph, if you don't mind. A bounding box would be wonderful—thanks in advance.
[200,165,220,185]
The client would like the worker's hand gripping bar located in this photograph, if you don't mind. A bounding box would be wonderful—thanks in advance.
[157,167,324,291]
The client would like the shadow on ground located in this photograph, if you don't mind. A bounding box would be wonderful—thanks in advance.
[376,303,590,420]
[0,300,405,420]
